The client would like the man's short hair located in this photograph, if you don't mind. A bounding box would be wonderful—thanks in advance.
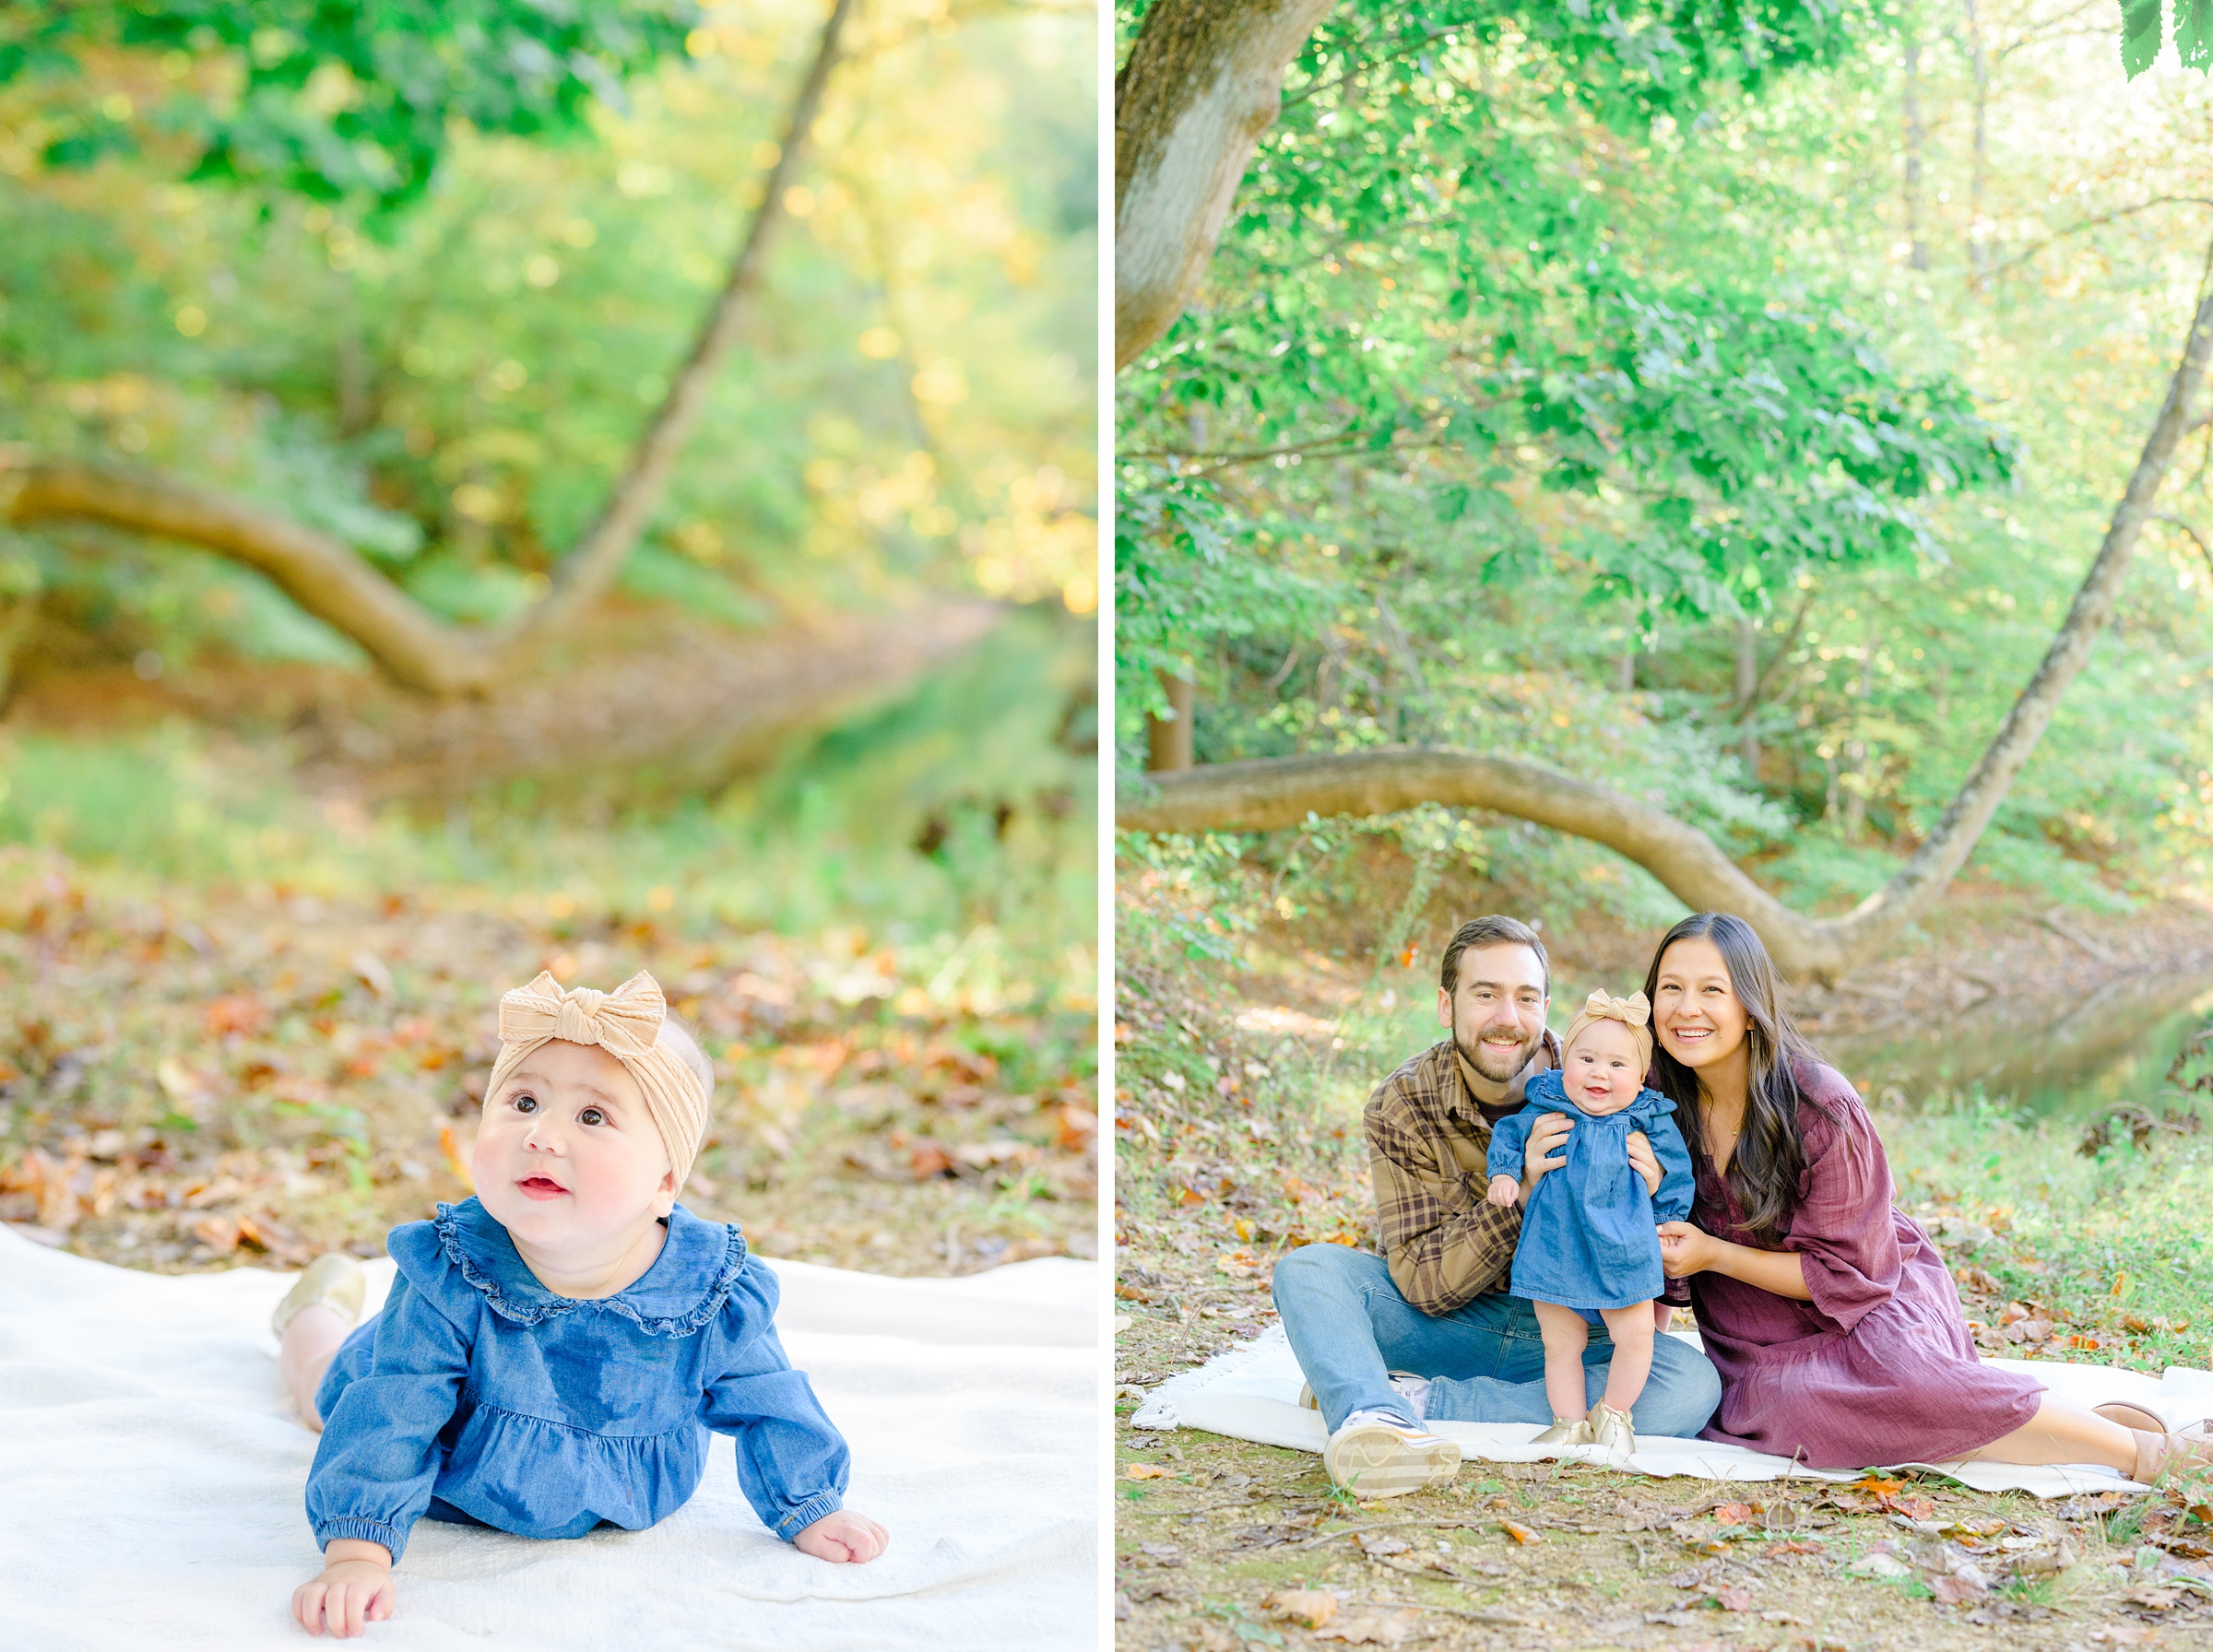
[1438,915,1549,997]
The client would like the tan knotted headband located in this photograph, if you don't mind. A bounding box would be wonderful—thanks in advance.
[483,971,710,1191]
[1561,988,1654,1072]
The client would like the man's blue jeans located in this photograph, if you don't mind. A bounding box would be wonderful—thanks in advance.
[1272,1244,1721,1435]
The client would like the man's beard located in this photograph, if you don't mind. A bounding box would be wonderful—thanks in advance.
[1453,1015,1535,1083]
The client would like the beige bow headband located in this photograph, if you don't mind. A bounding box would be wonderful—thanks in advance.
[1562,989,1653,1072]
[483,971,711,1190]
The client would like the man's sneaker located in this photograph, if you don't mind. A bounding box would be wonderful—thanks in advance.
[1321,1410,1461,1497]
[1298,1372,1431,1420]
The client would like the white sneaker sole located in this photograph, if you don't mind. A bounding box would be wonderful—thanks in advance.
[1322,1421,1461,1498]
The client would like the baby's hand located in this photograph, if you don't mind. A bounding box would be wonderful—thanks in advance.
[292,1540,394,1638]
[1485,1173,1521,1208]
[795,1508,890,1564]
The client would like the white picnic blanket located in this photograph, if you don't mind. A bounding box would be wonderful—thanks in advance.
[0,1228,1098,1650]
[1132,1325,2213,1498]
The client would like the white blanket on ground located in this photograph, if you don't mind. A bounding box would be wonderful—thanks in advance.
[1132,1326,2213,1498]
[0,1229,1097,1651]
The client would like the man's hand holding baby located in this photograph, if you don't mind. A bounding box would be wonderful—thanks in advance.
[795,1509,891,1563]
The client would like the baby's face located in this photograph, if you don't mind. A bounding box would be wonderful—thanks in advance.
[473,1038,676,1257]
[1560,1019,1644,1115]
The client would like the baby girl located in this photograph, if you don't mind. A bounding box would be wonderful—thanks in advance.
[272,970,886,1639]
[1485,989,1693,1465]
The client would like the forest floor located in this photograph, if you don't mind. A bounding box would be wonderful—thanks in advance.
[0,846,1097,1277]
[1114,886,2213,1651]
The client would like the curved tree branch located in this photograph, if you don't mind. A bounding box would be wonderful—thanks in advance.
[1,454,486,694]
[1120,273,2213,980]
[0,0,860,698]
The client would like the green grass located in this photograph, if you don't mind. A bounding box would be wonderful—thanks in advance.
[0,618,1096,995]
[1887,1091,2213,1372]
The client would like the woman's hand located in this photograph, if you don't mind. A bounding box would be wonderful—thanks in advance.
[1657,1221,1721,1280]
[292,1540,395,1638]
[1485,1173,1521,1208]
[1521,1112,1573,1195]
[1625,1131,1662,1198]
[795,1509,891,1564]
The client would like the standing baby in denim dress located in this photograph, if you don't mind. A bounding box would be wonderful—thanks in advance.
[1484,990,1693,1465]
[268,970,886,1640]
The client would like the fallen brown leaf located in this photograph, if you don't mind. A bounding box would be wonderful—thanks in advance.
[1125,1464,1167,1481]
[1714,1586,1753,1611]
[1312,1608,1420,1646]
[1931,1573,1988,1605]
[1263,1589,1337,1629]
[1500,1521,1543,1544]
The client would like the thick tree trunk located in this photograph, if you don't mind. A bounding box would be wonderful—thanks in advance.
[1147,669,1196,771]
[1114,0,1338,370]
[1120,280,2213,980]
[0,0,858,698]
[507,0,858,650]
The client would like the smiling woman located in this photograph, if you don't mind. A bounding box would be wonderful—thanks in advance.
[1641,912,2199,1484]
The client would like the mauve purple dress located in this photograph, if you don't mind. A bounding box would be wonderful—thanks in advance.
[1688,1062,2043,1468]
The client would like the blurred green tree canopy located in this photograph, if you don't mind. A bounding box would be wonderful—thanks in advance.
[0,0,1097,950]
[2,0,696,207]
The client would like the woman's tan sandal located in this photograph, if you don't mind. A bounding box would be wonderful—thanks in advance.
[2098,1402,2167,1435]
[271,1254,367,1341]
[2129,1429,2213,1486]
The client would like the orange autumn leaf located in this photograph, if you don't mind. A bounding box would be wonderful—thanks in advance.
[439,1123,475,1191]
[1126,1463,1168,1481]
[1501,1521,1544,1544]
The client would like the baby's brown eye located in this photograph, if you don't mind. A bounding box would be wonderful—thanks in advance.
[514,1094,538,1114]
[579,1107,605,1127]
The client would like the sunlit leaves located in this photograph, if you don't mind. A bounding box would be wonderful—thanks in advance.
[0,0,698,209]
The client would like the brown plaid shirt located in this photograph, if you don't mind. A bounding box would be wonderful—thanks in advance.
[1367,1031,1563,1316]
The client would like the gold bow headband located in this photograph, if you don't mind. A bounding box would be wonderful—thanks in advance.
[1561,988,1653,1072]
[483,971,711,1191]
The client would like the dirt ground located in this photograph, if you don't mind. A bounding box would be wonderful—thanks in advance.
[0,847,1097,1277]
[1114,891,2213,1651]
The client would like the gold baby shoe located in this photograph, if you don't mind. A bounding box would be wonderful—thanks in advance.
[1585,1400,1637,1466]
[270,1253,367,1340]
[1532,1414,1592,1456]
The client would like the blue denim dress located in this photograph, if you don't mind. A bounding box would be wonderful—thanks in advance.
[1485,1069,1696,1311]
[306,1198,847,1562]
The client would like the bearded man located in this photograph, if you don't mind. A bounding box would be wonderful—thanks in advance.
[1270,915,1722,1494]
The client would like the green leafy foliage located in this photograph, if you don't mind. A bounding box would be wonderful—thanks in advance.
[1116,0,2213,924]
[0,0,697,209]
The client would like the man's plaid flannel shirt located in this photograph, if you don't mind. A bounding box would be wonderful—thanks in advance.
[1366,1031,1562,1316]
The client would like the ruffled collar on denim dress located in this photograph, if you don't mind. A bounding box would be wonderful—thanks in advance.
[432,1196,749,1338]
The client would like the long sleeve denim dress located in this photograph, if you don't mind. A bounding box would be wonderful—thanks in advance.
[1485,1068,1696,1312]
[306,1198,847,1562]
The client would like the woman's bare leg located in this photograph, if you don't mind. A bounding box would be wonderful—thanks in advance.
[1596,1304,1656,1415]
[1532,1301,1592,1421]
[281,1304,350,1433]
[1970,1393,2136,1474]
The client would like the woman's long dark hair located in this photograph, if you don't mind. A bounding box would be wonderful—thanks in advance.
[1641,912,1829,1247]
